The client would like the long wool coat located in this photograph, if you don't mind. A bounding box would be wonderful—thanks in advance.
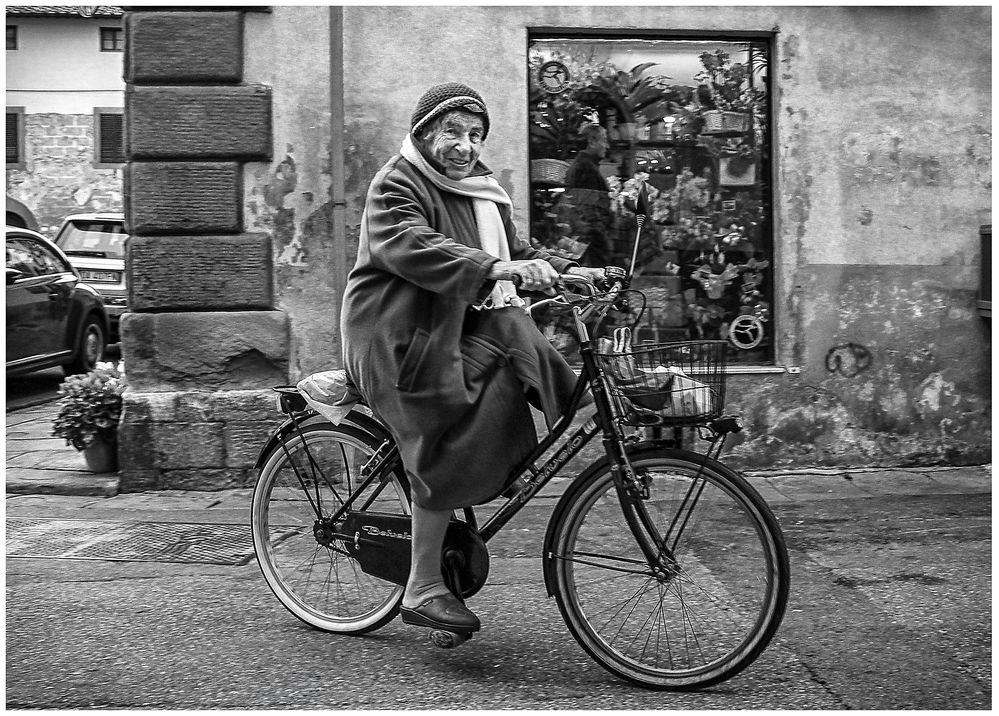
[341,153,579,510]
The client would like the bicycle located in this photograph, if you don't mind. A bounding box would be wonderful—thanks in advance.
[250,266,790,691]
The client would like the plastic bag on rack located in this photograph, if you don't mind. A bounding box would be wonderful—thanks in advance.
[296,370,362,424]
[660,366,714,417]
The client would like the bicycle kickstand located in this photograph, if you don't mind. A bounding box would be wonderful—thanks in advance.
[428,548,474,649]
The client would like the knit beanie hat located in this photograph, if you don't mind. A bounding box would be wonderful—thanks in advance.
[411,82,489,139]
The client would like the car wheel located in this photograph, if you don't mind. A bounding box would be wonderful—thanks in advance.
[64,316,106,376]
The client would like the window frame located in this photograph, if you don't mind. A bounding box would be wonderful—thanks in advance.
[99,26,124,52]
[526,28,779,368]
[6,106,26,170]
[6,24,17,51]
[93,107,125,168]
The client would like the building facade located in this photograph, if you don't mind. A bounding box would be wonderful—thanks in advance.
[5,5,125,233]
[118,6,990,491]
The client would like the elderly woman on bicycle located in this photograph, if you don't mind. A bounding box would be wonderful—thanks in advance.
[340,82,604,635]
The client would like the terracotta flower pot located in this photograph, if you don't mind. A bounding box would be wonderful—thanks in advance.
[83,439,118,473]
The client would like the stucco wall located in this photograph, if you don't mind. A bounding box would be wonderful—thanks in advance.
[243,7,336,376]
[5,17,124,114]
[245,5,990,469]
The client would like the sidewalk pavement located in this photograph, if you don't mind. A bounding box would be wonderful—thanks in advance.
[5,398,992,514]
[7,400,120,497]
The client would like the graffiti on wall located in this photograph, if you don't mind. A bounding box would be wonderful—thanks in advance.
[825,342,872,377]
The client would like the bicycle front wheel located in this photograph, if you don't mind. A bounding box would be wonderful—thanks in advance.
[251,422,410,634]
[546,447,789,690]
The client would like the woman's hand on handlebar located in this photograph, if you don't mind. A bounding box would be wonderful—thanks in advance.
[488,259,560,293]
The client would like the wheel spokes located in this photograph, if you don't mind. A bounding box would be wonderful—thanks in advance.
[561,468,777,678]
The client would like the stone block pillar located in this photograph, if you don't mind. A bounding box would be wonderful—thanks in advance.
[119,8,285,491]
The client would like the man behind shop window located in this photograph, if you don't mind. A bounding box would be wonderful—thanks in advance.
[563,123,613,267]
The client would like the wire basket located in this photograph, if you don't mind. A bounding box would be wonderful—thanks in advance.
[596,340,728,426]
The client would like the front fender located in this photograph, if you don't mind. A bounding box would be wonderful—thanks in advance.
[541,454,611,598]
[253,408,391,470]
[541,441,683,598]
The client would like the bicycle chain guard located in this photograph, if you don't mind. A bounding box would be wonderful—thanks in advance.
[340,511,490,599]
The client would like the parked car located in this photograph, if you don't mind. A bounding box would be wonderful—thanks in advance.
[6,226,110,377]
[52,212,127,343]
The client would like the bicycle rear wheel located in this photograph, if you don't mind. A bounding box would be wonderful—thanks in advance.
[546,447,789,690]
[251,422,410,634]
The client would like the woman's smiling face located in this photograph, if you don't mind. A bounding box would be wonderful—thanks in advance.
[420,110,485,180]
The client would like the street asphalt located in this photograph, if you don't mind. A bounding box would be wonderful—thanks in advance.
[4,399,993,708]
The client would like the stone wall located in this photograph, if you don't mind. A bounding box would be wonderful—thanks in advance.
[5,113,123,234]
[118,8,285,491]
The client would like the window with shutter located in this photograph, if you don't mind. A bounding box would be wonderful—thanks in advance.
[94,109,124,166]
[6,108,24,168]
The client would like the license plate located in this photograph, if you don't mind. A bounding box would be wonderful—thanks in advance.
[80,270,119,283]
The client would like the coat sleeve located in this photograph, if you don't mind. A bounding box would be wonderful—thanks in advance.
[364,161,498,302]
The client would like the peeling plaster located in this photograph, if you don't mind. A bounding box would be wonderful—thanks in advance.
[915,372,959,417]
[842,126,959,192]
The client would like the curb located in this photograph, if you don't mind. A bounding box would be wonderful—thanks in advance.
[5,473,120,497]
[5,396,60,414]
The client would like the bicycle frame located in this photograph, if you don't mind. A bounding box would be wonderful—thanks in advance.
[268,278,729,576]
[317,293,656,547]
[473,307,632,542]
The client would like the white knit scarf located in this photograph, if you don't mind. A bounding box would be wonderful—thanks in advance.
[400,134,518,309]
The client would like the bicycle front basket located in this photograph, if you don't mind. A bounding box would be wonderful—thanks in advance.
[596,340,728,426]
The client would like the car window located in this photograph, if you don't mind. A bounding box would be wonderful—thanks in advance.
[55,220,127,259]
[6,237,71,277]
[6,239,38,276]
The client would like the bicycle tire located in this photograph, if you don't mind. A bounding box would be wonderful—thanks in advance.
[546,446,789,690]
[251,422,411,634]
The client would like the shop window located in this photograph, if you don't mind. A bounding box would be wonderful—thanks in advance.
[94,108,124,166]
[100,27,124,52]
[6,107,25,169]
[7,25,17,51]
[528,34,774,365]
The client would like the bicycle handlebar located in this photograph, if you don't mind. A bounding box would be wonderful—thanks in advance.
[514,269,627,320]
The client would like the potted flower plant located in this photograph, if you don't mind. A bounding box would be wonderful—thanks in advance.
[694,49,766,135]
[575,63,675,140]
[52,361,126,473]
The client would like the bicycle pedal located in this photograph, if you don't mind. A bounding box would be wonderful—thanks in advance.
[429,629,473,649]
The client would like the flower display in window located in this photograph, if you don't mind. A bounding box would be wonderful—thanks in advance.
[528,36,772,363]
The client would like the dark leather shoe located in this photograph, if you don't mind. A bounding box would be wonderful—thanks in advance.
[400,593,481,632]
